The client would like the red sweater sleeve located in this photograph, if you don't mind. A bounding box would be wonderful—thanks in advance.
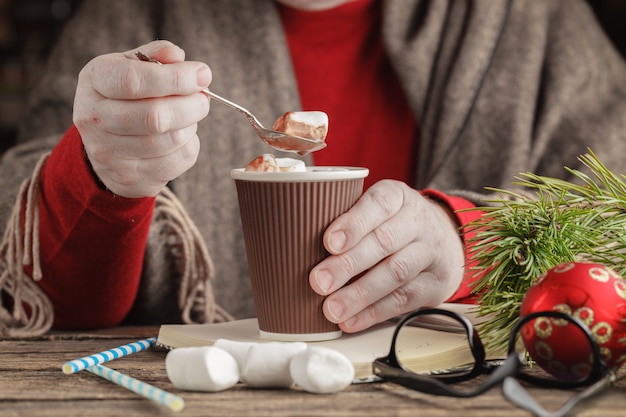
[36,126,155,329]
[421,189,484,303]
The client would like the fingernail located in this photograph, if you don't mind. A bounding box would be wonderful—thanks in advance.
[328,230,347,253]
[326,299,344,322]
[315,269,333,294]
[197,65,211,87]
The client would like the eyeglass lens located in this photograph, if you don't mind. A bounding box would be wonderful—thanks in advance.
[503,311,611,417]
[393,311,483,379]
[511,311,602,386]
[381,308,514,398]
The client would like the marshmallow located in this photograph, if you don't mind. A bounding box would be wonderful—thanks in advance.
[289,346,355,394]
[165,346,240,392]
[240,342,307,388]
[272,111,329,140]
[245,154,280,172]
[213,339,256,372]
[276,158,306,172]
[245,154,306,172]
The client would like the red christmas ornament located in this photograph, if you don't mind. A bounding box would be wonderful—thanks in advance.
[520,261,626,379]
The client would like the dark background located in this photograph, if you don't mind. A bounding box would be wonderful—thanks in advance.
[1,0,625,155]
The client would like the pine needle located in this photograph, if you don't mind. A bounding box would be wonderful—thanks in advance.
[465,149,626,351]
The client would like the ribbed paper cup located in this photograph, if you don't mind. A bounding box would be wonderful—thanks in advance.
[231,167,369,341]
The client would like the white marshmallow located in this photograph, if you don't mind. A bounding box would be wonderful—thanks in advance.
[289,346,354,394]
[271,111,329,140]
[286,111,328,127]
[244,154,306,172]
[165,346,240,392]
[213,339,257,372]
[245,153,280,172]
[276,158,306,172]
[240,342,307,388]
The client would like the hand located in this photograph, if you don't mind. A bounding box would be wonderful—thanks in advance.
[309,180,466,333]
[73,40,212,198]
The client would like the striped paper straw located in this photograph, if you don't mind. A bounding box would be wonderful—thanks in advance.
[87,364,184,412]
[62,337,157,374]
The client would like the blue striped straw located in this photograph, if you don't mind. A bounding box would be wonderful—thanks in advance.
[62,337,157,374]
[87,364,184,412]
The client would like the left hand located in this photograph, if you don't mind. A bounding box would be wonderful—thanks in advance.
[309,180,466,333]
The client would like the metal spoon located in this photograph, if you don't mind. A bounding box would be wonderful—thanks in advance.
[135,51,327,155]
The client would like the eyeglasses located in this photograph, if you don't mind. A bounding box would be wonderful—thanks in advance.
[372,308,617,416]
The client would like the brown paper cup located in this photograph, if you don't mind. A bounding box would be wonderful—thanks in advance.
[231,167,369,341]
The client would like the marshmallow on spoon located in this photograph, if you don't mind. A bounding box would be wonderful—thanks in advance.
[272,111,329,141]
[290,346,355,394]
[165,346,240,392]
[240,342,308,388]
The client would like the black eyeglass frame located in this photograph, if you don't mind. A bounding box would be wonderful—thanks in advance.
[372,308,610,398]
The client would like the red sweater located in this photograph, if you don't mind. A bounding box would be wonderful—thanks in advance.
[36,0,481,329]
[278,0,416,189]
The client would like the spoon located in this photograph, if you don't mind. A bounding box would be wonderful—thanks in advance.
[135,51,327,155]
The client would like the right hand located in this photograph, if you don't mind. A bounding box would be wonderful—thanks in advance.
[73,40,212,198]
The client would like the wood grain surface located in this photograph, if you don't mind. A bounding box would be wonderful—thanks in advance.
[1,327,625,417]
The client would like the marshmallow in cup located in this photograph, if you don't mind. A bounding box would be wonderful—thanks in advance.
[244,154,306,172]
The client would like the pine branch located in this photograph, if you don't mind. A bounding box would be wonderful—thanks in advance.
[465,149,626,351]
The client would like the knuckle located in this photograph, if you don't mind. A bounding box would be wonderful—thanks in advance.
[335,252,359,277]
[383,256,411,287]
[172,69,186,92]
[367,185,397,218]
[350,280,373,308]
[196,93,211,118]
[170,124,197,147]
[361,303,380,324]
[180,135,200,165]
[389,285,412,311]
[371,224,396,252]
[118,66,144,97]
[164,133,200,176]
[169,128,187,147]
[345,210,370,238]
[145,103,172,133]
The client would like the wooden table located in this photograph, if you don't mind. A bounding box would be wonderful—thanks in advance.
[1,326,625,417]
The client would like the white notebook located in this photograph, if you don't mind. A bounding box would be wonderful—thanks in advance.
[157,303,503,381]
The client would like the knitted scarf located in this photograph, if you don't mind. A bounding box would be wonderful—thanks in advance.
[0,155,230,337]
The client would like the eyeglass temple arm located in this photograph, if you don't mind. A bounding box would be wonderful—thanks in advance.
[502,371,615,417]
